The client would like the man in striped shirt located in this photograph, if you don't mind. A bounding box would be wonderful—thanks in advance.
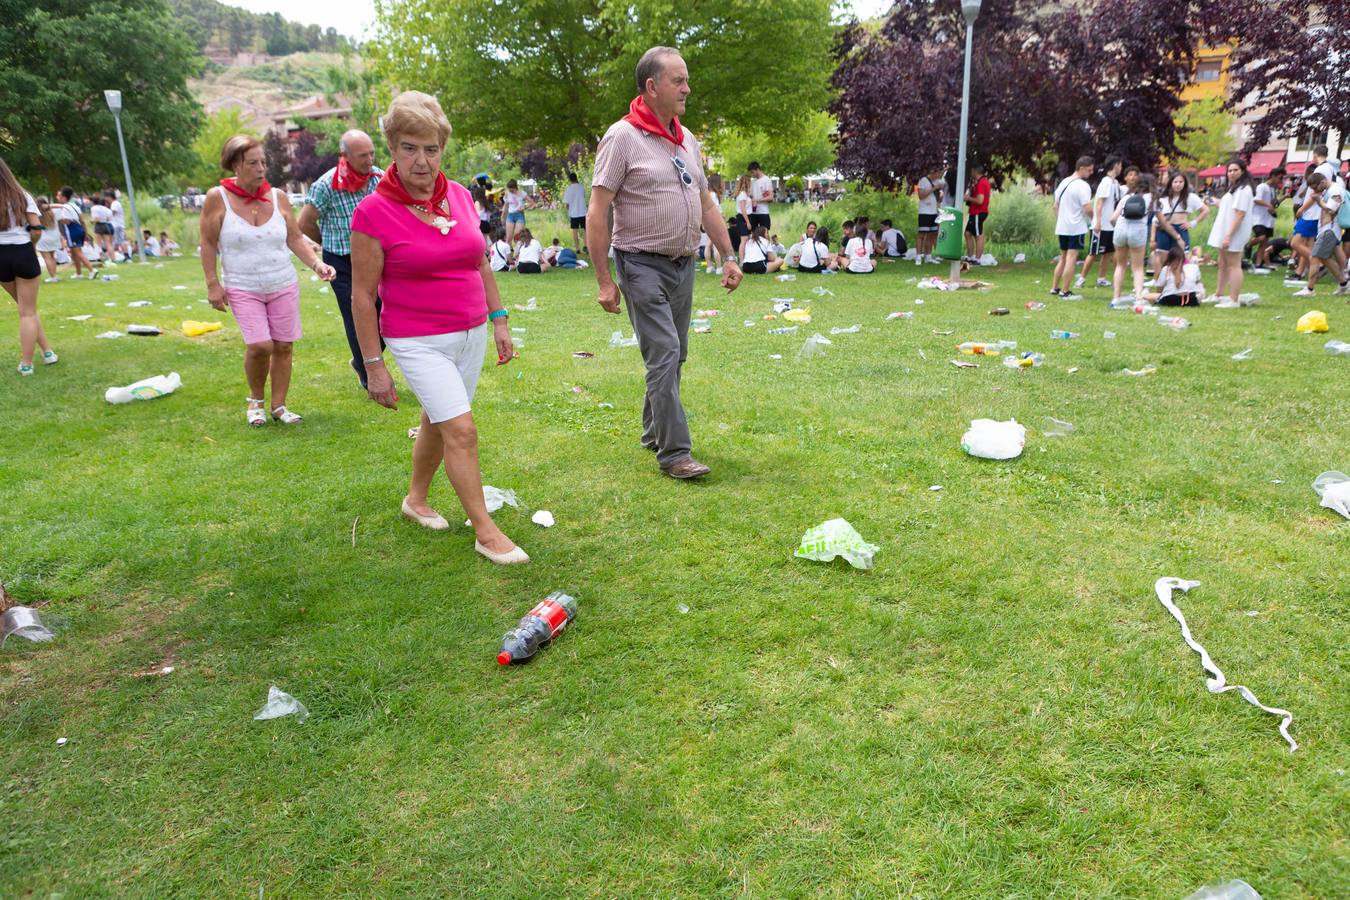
[588,46,742,480]
[300,130,384,388]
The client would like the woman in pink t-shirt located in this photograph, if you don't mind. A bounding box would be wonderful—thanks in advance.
[351,92,525,565]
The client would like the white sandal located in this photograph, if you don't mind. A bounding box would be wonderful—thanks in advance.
[246,397,267,427]
[271,405,303,425]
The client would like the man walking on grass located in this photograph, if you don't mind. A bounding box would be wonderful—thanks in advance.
[1076,155,1121,291]
[1051,156,1094,299]
[587,46,743,480]
[299,129,384,389]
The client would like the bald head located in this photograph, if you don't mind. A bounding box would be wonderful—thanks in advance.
[340,130,376,174]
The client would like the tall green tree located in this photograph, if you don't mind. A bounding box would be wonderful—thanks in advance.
[1172,98,1236,171]
[186,108,259,189]
[0,0,202,191]
[369,0,837,151]
[708,112,838,179]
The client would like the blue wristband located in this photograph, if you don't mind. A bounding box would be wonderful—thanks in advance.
[488,309,508,321]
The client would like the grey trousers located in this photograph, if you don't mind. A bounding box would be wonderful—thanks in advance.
[613,250,695,467]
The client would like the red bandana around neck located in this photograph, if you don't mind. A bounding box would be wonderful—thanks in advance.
[334,156,372,192]
[219,177,271,204]
[623,95,684,147]
[375,163,451,219]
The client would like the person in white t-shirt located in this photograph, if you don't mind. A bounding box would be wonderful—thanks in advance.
[1151,170,1209,275]
[878,218,905,257]
[732,174,753,259]
[562,172,588,253]
[159,232,180,256]
[841,227,875,274]
[790,226,833,273]
[915,165,945,262]
[1109,173,1152,302]
[1292,173,1348,296]
[1143,244,1205,306]
[1207,160,1256,307]
[107,193,126,255]
[1076,156,1122,289]
[748,161,773,233]
[1051,155,1095,298]
[89,197,114,256]
[33,197,63,281]
[0,161,58,373]
[513,227,549,274]
[54,186,93,278]
[502,179,528,248]
[741,225,783,274]
[1247,167,1284,271]
[486,226,513,272]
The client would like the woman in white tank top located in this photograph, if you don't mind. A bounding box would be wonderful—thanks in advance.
[200,135,334,427]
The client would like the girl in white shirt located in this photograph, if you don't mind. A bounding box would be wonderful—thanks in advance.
[0,163,57,374]
[514,228,549,274]
[502,179,527,248]
[740,226,782,274]
[842,228,876,274]
[1143,245,1205,306]
[1207,160,1255,307]
[794,226,833,273]
[733,175,753,258]
[487,227,512,272]
[34,197,63,281]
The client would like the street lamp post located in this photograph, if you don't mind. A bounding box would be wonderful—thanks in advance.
[104,90,146,264]
[950,0,982,287]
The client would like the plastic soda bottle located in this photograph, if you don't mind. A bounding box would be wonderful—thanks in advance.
[1049,330,1080,339]
[497,592,578,665]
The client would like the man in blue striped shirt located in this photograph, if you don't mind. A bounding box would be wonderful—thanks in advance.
[300,130,384,388]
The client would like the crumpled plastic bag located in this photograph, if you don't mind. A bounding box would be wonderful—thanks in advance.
[482,486,519,513]
[609,331,639,348]
[253,685,309,723]
[961,418,1026,460]
[794,518,878,570]
[1324,339,1350,356]
[783,308,812,324]
[1312,471,1350,520]
[1,606,55,645]
[105,372,182,404]
[1295,310,1328,333]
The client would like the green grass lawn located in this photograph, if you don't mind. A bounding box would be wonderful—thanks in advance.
[2,254,1347,897]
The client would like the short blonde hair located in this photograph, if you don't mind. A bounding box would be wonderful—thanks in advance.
[381,91,452,149]
[220,134,262,171]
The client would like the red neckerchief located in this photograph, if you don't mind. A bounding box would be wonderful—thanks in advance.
[334,156,372,192]
[375,163,451,219]
[623,95,684,147]
[219,177,271,203]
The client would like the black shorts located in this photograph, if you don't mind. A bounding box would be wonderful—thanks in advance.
[516,262,542,274]
[748,213,771,231]
[1088,230,1115,255]
[741,260,768,274]
[0,242,41,281]
[797,264,825,274]
[1058,233,1085,252]
[918,213,938,233]
[569,215,585,229]
[1156,292,1198,307]
[94,222,114,236]
[1251,225,1274,239]
[965,212,988,236]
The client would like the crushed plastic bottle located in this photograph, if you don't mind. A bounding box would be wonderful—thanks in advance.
[1024,301,1046,311]
[775,273,797,282]
[1123,365,1157,376]
[772,298,794,313]
[1159,315,1190,331]
[886,311,915,320]
[768,325,799,334]
[1103,330,1116,339]
[1002,351,1044,369]
[1182,879,1262,900]
[497,592,578,665]
[1042,416,1074,436]
[829,324,861,334]
[1049,330,1080,339]
[957,340,1016,356]
[1231,347,1254,361]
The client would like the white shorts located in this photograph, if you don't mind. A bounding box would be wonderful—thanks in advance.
[1116,220,1149,248]
[386,325,487,424]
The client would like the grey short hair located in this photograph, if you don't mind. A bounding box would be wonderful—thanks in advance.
[635,46,681,95]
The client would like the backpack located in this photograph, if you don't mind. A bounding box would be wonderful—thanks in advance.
[1338,185,1350,229]
[1122,193,1147,220]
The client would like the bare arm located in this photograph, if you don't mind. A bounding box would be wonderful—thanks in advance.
[350,230,396,408]
[297,202,322,245]
[279,195,332,278]
[478,255,514,366]
[199,190,228,309]
[701,187,742,293]
[585,186,620,313]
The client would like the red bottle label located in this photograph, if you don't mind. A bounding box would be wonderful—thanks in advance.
[529,599,571,638]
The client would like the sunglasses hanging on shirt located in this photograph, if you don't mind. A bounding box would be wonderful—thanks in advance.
[671,156,693,187]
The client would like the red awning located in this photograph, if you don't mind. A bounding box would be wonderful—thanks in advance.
[1198,165,1226,178]
[1248,150,1286,176]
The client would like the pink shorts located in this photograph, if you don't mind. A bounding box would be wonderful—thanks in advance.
[226,282,302,344]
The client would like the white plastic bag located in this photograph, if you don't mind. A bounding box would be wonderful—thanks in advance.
[794,518,878,570]
[961,418,1026,460]
[482,486,519,513]
[1312,471,1350,520]
[105,372,182,404]
[253,685,309,723]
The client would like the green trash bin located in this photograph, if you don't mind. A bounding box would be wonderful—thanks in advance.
[935,206,964,260]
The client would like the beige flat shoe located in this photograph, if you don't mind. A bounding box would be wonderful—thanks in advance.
[402,497,449,531]
[475,540,529,564]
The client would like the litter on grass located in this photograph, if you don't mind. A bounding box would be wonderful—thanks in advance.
[514,297,538,312]
[1183,879,1262,900]
[1002,352,1044,369]
[127,324,161,336]
[886,311,915,320]
[1295,310,1328,333]
[794,518,878,570]
[768,326,798,335]
[1312,471,1350,520]
[950,359,978,369]
[961,418,1026,460]
[829,324,861,334]
[1153,577,1296,752]
[67,315,92,321]
[572,351,594,358]
[1123,366,1157,376]
[783,308,812,324]
[798,333,832,358]
[182,320,222,337]
[482,486,519,513]
[127,300,152,307]
[253,685,310,723]
[1,606,54,645]
[95,331,123,339]
[1325,339,1350,356]
[609,331,639,348]
[775,273,797,282]
[1042,416,1075,437]
[772,298,794,313]
[105,372,181,404]
[1231,347,1254,360]
[811,286,834,296]
[531,510,555,528]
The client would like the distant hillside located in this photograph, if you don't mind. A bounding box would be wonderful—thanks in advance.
[190,52,354,131]
[169,0,352,59]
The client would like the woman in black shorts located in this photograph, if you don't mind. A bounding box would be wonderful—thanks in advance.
[0,158,57,375]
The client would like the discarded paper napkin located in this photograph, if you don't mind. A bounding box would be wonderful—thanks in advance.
[961,418,1026,460]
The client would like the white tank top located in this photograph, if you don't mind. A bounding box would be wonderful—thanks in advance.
[217,187,297,293]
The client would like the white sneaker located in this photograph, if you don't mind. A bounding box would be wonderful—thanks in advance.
[1251,267,1272,275]
[43,276,59,283]
[1214,300,1240,309]
[1143,278,1156,288]
[715,267,723,275]
[1073,275,1085,289]
[1060,292,1083,301]
[924,255,940,265]
[1095,278,1111,288]
[1284,279,1306,287]
[1292,287,1317,297]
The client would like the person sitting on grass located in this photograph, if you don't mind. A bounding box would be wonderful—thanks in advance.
[159,231,180,256]
[787,226,833,273]
[487,226,512,272]
[741,225,783,274]
[1142,244,1205,306]
[542,237,563,268]
[840,221,876,273]
[513,227,550,274]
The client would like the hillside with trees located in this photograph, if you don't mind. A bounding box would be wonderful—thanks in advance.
[169,0,351,57]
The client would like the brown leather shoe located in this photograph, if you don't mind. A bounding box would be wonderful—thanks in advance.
[661,457,711,479]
